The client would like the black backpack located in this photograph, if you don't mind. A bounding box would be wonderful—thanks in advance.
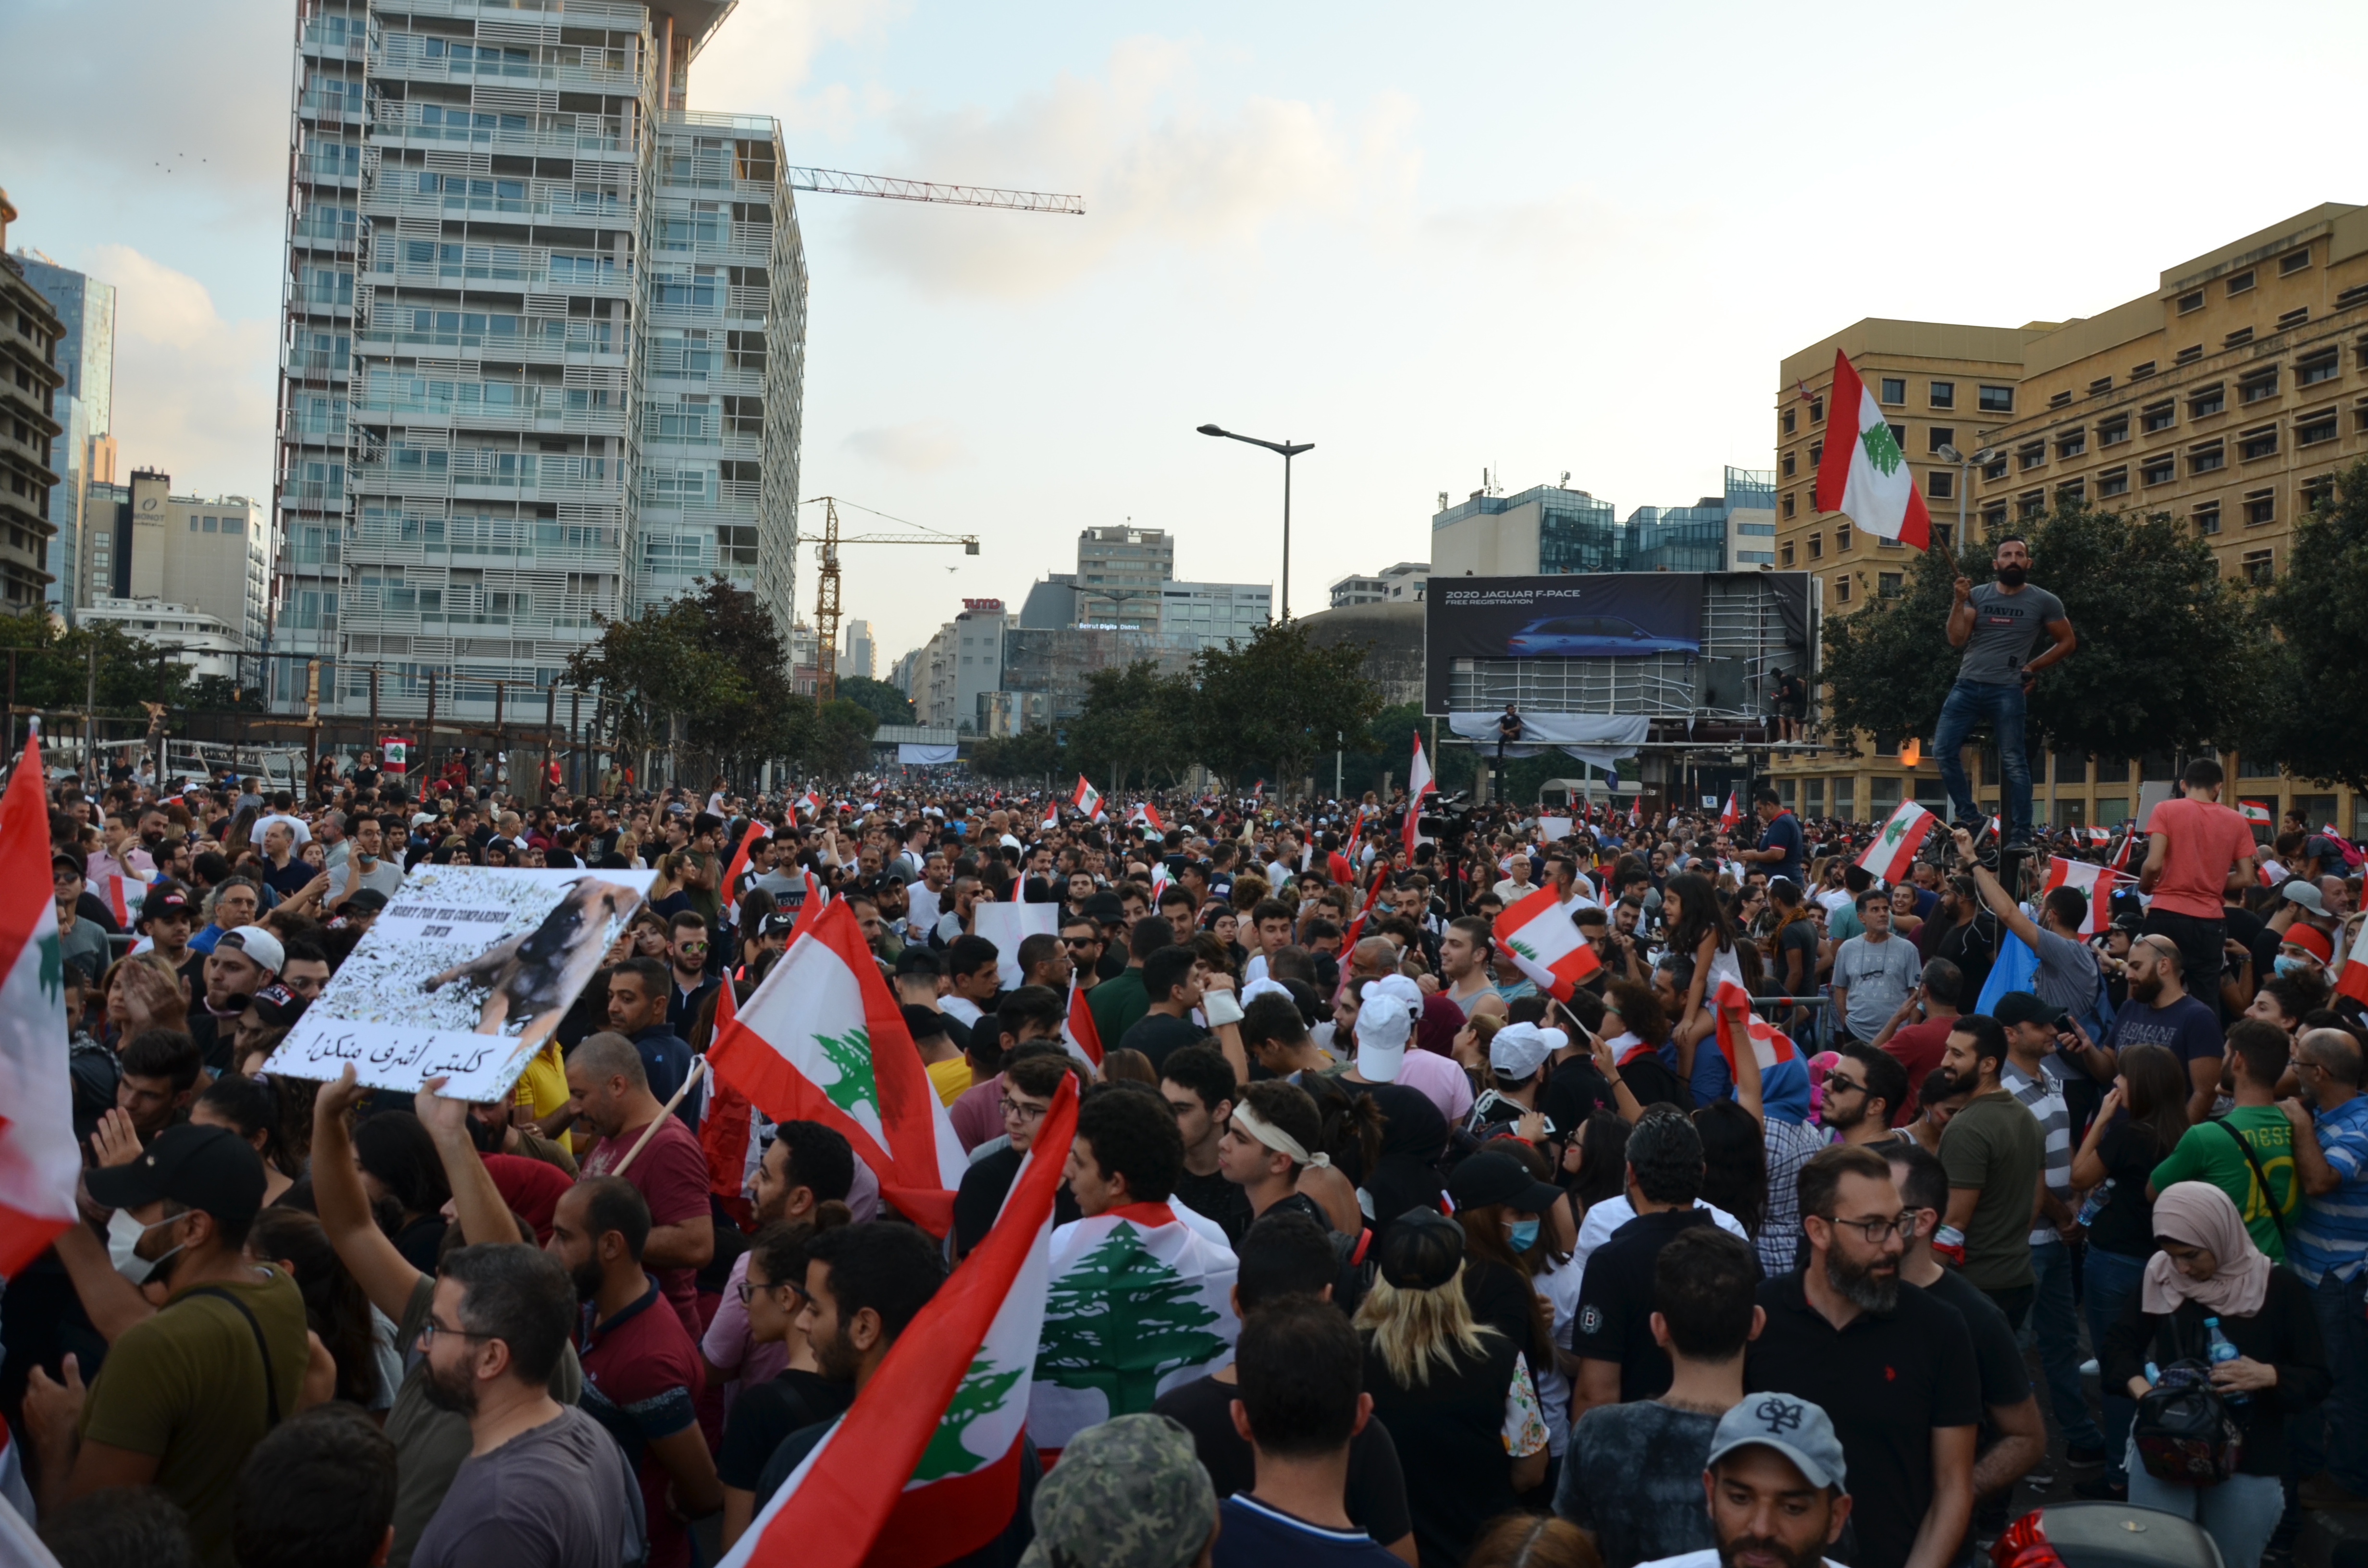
[2132,1335,2244,1487]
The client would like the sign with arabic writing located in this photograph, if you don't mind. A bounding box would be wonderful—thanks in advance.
[271,865,654,1100]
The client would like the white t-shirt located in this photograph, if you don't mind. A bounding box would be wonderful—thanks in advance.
[940,996,985,1029]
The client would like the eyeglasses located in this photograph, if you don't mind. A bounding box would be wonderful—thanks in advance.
[416,1317,494,1348]
[1824,1074,1867,1097]
[1822,1212,1921,1244]
[1000,1097,1051,1123]
[736,1275,807,1306]
[676,942,708,954]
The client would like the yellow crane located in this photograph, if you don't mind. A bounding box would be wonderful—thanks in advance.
[802,496,977,706]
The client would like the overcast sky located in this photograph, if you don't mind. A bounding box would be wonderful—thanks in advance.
[5,0,2364,664]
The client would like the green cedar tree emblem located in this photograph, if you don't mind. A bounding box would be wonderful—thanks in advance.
[1037,1223,1228,1415]
[913,1355,1027,1482]
[1883,812,1909,846]
[37,932,61,1006]
[1508,938,1539,962]
[813,1027,877,1117]
[1860,422,1905,477]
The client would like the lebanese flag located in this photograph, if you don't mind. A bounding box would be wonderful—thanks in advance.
[698,980,759,1230]
[1029,1200,1240,1451]
[723,819,772,904]
[2042,856,2120,936]
[1131,803,1167,835]
[2240,799,2273,828]
[2338,919,2368,1009]
[706,895,967,1234]
[721,1077,1080,1568]
[1071,776,1105,824]
[1712,980,1798,1074]
[1039,801,1058,836]
[0,735,78,1278]
[2109,828,2136,873]
[1062,980,1103,1069]
[92,864,139,926]
[1718,791,1739,833]
[1629,796,1641,828]
[792,786,821,820]
[1334,876,1387,1003]
[1493,883,1602,1002]
[1403,735,1436,863]
[1858,801,1937,883]
[1814,349,1932,549]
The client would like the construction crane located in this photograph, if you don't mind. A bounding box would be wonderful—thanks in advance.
[802,496,977,707]
[787,167,1085,216]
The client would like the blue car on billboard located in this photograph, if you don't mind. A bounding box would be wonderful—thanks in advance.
[1504,613,1699,659]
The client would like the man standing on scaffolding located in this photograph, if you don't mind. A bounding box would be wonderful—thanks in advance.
[1936,535,2076,855]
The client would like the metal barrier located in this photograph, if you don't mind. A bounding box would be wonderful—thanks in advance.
[1741,992,1841,1054]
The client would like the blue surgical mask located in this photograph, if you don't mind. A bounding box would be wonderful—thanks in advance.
[2275,955,2315,978]
[1508,1218,1541,1252]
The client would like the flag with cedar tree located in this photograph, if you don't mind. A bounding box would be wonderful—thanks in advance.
[0,733,78,1277]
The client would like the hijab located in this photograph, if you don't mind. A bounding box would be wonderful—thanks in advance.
[2141,1180,2273,1318]
[1358,1082,1449,1229]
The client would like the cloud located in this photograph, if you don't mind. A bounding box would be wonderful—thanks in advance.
[815,38,1423,297]
[688,0,907,136]
[84,245,276,502]
[841,420,971,472]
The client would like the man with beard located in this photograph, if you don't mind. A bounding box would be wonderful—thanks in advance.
[1934,1015,2044,1326]
[407,1244,643,1568]
[1743,1145,1976,1568]
[2100,933,2227,1125]
[700,1121,856,1400]
[1937,535,2075,852]
[1819,1043,1909,1149]
[1633,1392,1853,1568]
[549,1176,720,1568]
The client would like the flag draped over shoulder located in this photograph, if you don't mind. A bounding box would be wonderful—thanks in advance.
[706,896,966,1234]
[0,735,78,1278]
[721,1078,1082,1568]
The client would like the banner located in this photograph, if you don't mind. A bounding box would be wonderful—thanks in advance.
[1426,573,1701,710]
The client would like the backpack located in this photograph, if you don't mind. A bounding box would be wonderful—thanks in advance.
[2132,1327,2245,1486]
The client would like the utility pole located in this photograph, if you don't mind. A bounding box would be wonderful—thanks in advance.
[84,639,97,779]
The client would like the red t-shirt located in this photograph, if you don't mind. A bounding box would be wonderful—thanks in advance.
[2144,796,2256,920]
[481,1153,573,1244]
[1883,1018,1956,1123]
[582,1116,711,1338]
[580,1281,706,1568]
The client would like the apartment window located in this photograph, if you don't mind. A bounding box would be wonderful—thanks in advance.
[2279,308,2309,331]
[2142,399,2177,433]
[2338,283,2368,310]
[1879,377,1906,404]
[2244,549,2274,585]
[2177,289,2206,314]
[2245,489,2276,527]
[2098,414,2130,445]
[2190,383,2226,418]
[2142,453,2177,485]
[2049,390,2073,409]
[2239,426,2279,461]
[1781,541,1795,566]
[2304,472,2337,511]
[1811,395,1824,422]
[1983,455,2009,480]
[2088,376,2114,397]
[1782,491,1796,517]
[1836,523,1853,552]
[1930,380,1955,408]
[1808,533,1824,560]
[2057,479,2086,506]
[2282,247,2312,275]
[2019,441,2047,470]
[1877,532,1903,550]
[2018,490,2046,520]
[2056,429,2086,459]
[1782,451,1796,477]
[1978,384,2014,414]
[2177,344,2204,365]
[1981,504,2008,532]
[1932,522,1954,550]
[2225,328,2255,350]
[2194,501,2221,535]
[1835,573,1851,603]
[2130,361,2157,380]
[2298,349,2340,386]
[1887,423,1907,450]
[2189,441,2225,474]
[1928,469,1953,499]
[1928,426,1954,453]
[1879,572,1904,598]
[2239,367,2280,403]
[1782,407,1797,435]
[1810,441,1823,466]
[2227,269,2255,296]
[2298,410,2339,445]
[2098,466,2130,498]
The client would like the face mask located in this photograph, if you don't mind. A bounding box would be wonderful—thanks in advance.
[2275,955,2317,979]
[1508,1218,1541,1252]
[107,1209,184,1285]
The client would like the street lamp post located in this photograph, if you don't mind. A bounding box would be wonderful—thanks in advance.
[1197,424,1312,620]
[1936,442,1999,552]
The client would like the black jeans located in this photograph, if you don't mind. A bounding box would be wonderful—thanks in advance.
[2142,907,2225,1009]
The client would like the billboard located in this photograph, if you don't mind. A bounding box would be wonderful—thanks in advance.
[1426,573,1703,711]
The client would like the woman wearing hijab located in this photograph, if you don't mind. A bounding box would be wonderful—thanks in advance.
[2104,1181,2328,1566]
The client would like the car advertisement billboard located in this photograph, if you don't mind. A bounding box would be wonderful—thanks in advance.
[1425,574,1702,710]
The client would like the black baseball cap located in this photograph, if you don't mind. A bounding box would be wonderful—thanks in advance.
[1990,990,2057,1028]
[86,1123,267,1230]
[343,888,391,914]
[761,909,797,936]
[248,982,309,1029]
[1081,891,1127,925]
[51,849,85,879]
[1446,1150,1564,1215]
[1374,1206,1465,1291]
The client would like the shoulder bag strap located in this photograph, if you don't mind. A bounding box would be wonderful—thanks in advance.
[185,1286,284,1428]
[2210,1118,2287,1241]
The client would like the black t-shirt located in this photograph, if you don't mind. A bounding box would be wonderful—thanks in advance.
[1363,1333,1523,1568]
[1152,1375,1414,1550]
[1542,1058,1616,1136]
[1570,1208,1720,1402]
[1118,1012,1207,1073]
[954,1146,1081,1257]
[1918,1265,2031,1414]
[1745,1272,1981,1568]
[1775,919,1821,993]
[2086,1118,2166,1258]
[1172,1165,1254,1246]
[1938,909,2001,1004]
[716,1369,853,1490]
[1095,944,1128,982]
[1614,1049,1689,1112]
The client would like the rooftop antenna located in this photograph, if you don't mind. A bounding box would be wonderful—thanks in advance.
[1559,470,1571,488]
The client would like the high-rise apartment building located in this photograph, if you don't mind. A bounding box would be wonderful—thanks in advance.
[842,616,873,680]
[0,193,63,612]
[12,251,115,621]
[1074,525,1174,626]
[272,0,805,720]
[1772,202,2368,831]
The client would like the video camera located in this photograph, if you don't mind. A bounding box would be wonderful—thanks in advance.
[1418,790,1481,842]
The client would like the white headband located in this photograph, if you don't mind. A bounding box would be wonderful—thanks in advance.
[1230,1101,1329,1170]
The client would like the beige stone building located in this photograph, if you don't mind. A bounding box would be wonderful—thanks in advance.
[1773,202,2368,833]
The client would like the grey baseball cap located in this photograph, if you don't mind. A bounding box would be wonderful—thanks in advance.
[2282,879,2328,914]
[1704,1392,1849,1493]
[1018,1413,1215,1568]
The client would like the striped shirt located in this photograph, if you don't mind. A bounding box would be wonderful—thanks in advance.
[2291,1094,2368,1286]
[2002,1059,2073,1247]
[1759,1117,1831,1276]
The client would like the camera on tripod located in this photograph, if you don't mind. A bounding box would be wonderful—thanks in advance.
[1418,790,1479,841]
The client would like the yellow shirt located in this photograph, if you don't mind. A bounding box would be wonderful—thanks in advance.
[925,1054,974,1108]
[510,1038,569,1122]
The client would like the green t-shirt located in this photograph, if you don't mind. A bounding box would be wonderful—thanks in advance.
[79,1266,312,1568]
[1086,969,1149,1051]
[1938,1089,2044,1291]
[2150,1105,2299,1263]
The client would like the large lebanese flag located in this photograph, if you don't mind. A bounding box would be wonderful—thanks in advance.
[1071,776,1104,822]
[2042,856,2121,936]
[1029,1202,1240,1451]
[1712,979,1798,1075]
[706,895,967,1234]
[1858,801,1937,883]
[1403,734,1435,863]
[698,980,760,1231]
[1130,802,1167,834]
[721,1077,1081,1568]
[1493,884,1602,1003]
[0,735,78,1278]
[1814,350,1932,549]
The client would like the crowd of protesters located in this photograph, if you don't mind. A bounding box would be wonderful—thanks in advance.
[6,734,2368,1568]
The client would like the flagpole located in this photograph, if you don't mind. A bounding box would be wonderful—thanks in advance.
[611,1057,708,1177]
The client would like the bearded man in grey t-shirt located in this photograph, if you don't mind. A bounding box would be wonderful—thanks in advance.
[1936,535,2076,851]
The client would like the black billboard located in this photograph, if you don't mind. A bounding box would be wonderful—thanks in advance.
[1425,574,1703,711]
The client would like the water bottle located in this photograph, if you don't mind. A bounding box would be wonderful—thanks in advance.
[2206,1316,2249,1407]
[2076,1179,2114,1227]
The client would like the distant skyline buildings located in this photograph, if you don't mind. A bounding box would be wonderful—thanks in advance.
[12,248,115,620]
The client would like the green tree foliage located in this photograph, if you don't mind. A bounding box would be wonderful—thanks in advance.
[1822,502,2260,762]
[2245,460,2368,787]
[0,612,206,713]
[835,675,914,726]
[1067,661,1193,792]
[968,727,1065,783]
[1036,1225,1229,1416]
[1189,621,1384,796]
[806,699,880,782]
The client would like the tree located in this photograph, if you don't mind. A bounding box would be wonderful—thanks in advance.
[1190,621,1384,797]
[0,612,204,713]
[1068,661,1193,792]
[1036,1224,1229,1417]
[2244,460,2368,787]
[836,675,914,726]
[566,574,804,785]
[804,699,879,782]
[969,727,1064,783]
[1822,502,2261,763]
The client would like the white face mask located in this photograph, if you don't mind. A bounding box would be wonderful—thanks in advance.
[107,1209,184,1285]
